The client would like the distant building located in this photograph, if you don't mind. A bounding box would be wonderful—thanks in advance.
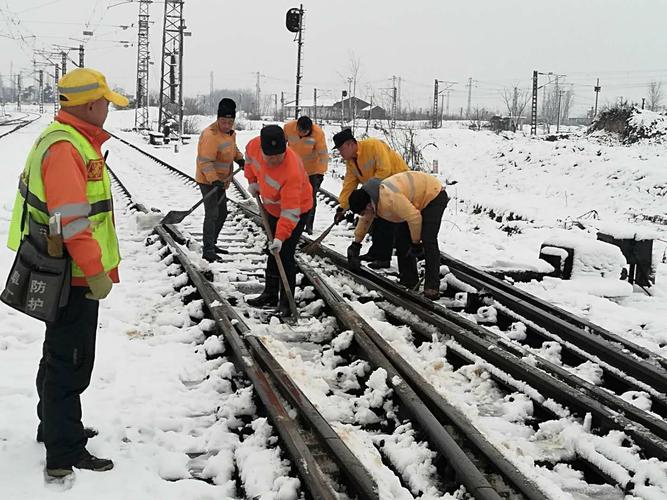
[284,96,385,122]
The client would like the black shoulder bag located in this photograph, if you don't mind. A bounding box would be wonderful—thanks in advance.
[1,170,71,322]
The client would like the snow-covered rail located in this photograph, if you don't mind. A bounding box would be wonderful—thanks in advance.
[105,134,667,498]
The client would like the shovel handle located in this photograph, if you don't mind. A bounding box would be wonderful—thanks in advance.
[253,194,300,320]
[303,221,336,252]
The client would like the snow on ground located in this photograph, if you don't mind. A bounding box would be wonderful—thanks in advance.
[1,106,666,498]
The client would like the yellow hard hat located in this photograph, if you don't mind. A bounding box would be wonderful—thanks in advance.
[58,67,129,107]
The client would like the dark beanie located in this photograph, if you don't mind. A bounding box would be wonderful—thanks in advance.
[217,98,236,118]
[260,125,287,155]
[348,188,371,214]
[297,115,313,132]
[332,128,355,149]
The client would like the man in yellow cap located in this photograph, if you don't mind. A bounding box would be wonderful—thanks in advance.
[6,67,127,479]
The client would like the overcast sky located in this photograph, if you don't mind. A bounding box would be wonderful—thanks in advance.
[1,0,666,115]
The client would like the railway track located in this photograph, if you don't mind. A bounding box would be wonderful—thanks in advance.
[104,133,667,498]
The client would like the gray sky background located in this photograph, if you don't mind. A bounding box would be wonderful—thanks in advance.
[1,0,666,116]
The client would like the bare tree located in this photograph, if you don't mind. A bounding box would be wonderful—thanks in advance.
[502,86,531,132]
[648,81,663,111]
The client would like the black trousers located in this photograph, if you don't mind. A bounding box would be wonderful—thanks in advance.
[368,217,398,261]
[36,286,99,468]
[305,174,324,233]
[395,190,449,291]
[264,212,308,307]
[199,183,227,257]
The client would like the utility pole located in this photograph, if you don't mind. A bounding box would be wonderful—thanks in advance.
[255,71,261,118]
[38,69,44,113]
[280,91,285,121]
[16,74,21,111]
[530,70,538,135]
[61,51,67,75]
[286,5,305,119]
[641,97,645,110]
[466,77,475,118]
[313,88,317,121]
[209,71,213,107]
[432,79,439,129]
[556,90,566,133]
[397,76,402,119]
[158,0,185,137]
[391,75,397,129]
[432,79,456,129]
[54,64,59,119]
[446,89,451,117]
[134,0,151,130]
[78,44,84,67]
[593,78,601,118]
[347,77,353,124]
[274,93,278,120]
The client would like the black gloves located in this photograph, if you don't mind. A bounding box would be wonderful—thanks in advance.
[212,180,225,189]
[235,158,245,170]
[406,242,425,260]
[347,241,362,270]
[334,206,347,225]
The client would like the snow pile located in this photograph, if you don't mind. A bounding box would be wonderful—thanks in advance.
[626,108,667,143]
[542,229,626,279]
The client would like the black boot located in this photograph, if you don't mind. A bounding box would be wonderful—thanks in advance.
[203,252,222,263]
[247,290,278,308]
[46,450,114,478]
[214,245,229,255]
[247,276,279,308]
[368,260,390,269]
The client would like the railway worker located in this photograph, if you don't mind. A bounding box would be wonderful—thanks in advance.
[345,170,449,300]
[283,115,328,234]
[6,67,126,478]
[195,98,245,263]
[244,125,313,316]
[331,128,409,269]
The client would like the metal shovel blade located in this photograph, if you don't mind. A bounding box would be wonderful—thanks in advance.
[159,209,193,225]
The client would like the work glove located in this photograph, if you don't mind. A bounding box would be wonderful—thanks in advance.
[212,180,225,189]
[235,158,245,170]
[406,242,425,260]
[347,241,362,271]
[334,206,347,225]
[248,182,260,196]
[268,238,283,253]
[85,272,113,300]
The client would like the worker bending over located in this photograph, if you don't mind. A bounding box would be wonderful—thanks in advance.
[346,171,448,300]
[331,128,408,268]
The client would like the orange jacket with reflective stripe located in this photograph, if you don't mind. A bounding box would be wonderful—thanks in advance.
[355,171,443,243]
[42,111,118,286]
[196,121,243,186]
[338,137,409,209]
[244,137,313,241]
[283,120,328,175]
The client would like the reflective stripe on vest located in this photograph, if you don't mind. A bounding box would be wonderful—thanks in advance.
[6,122,120,277]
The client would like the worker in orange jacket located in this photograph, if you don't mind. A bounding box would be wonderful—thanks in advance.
[196,98,245,262]
[5,68,126,478]
[346,171,449,300]
[244,125,313,316]
[284,116,328,234]
[331,128,408,269]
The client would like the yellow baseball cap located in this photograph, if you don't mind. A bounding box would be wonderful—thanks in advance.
[58,67,129,108]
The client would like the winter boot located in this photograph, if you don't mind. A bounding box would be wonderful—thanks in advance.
[214,245,229,255]
[247,276,279,308]
[45,451,113,478]
[367,260,390,270]
[203,252,222,263]
[423,288,440,300]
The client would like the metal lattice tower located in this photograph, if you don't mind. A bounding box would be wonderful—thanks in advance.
[134,0,151,130]
[158,0,184,135]
[38,69,44,113]
[432,79,439,129]
[530,70,538,135]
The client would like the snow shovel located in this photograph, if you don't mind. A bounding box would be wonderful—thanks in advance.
[302,221,336,255]
[253,193,300,321]
[160,167,241,225]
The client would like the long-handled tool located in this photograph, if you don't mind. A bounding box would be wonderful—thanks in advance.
[160,167,241,225]
[253,193,300,320]
[302,221,337,254]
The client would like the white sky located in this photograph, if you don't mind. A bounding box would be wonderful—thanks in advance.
[1,0,666,115]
